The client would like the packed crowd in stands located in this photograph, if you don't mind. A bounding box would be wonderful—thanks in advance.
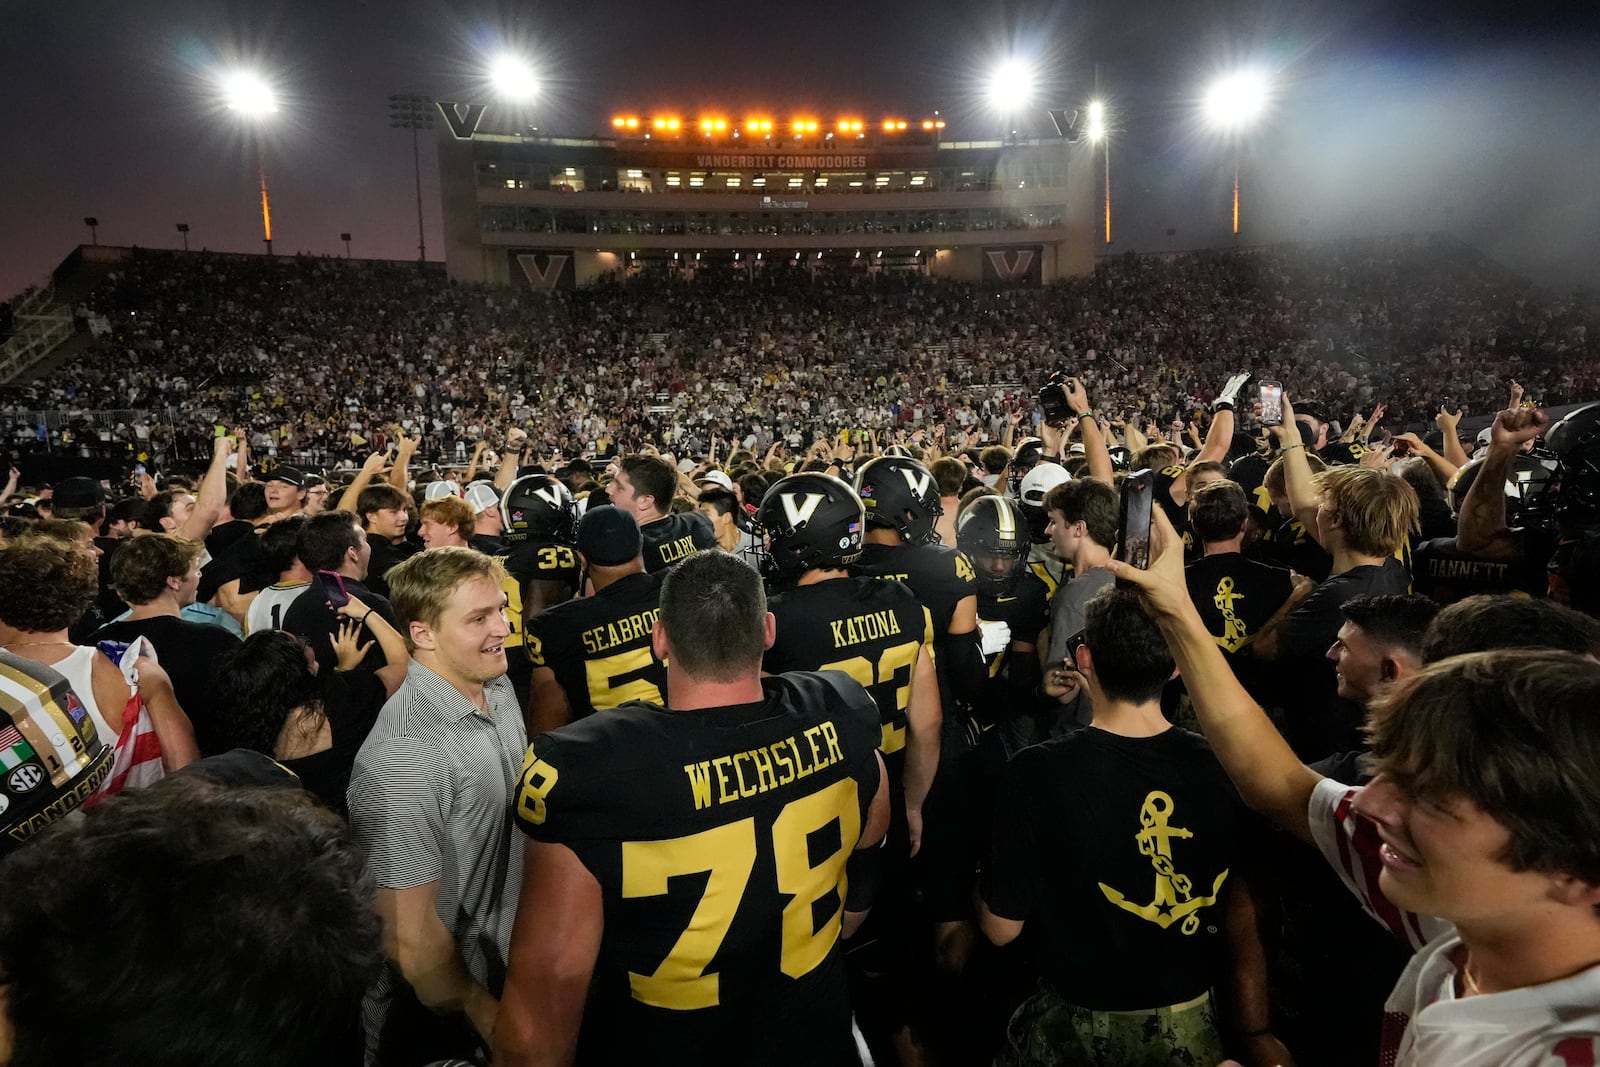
[2,234,1600,1067]
[2,232,1594,472]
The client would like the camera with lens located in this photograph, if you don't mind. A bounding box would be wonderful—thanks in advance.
[1038,370,1075,425]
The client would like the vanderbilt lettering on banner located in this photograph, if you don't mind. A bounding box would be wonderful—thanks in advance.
[982,246,1043,286]
[511,251,576,292]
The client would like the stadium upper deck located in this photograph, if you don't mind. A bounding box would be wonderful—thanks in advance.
[435,102,1097,289]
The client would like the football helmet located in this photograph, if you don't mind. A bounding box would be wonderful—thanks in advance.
[1008,437,1044,497]
[1446,453,1556,523]
[1018,462,1071,544]
[854,456,942,544]
[0,649,112,857]
[501,475,579,545]
[1546,402,1600,523]
[957,496,1030,596]
[755,473,865,579]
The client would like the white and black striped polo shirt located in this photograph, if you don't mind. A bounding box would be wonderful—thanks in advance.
[347,659,528,1062]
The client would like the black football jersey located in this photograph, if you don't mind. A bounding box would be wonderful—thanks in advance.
[1252,515,1334,582]
[1154,465,1189,532]
[525,571,668,719]
[513,673,882,1066]
[852,541,975,638]
[640,512,718,574]
[976,572,1050,683]
[1412,536,1546,603]
[499,540,581,665]
[1228,452,1271,496]
[765,577,935,768]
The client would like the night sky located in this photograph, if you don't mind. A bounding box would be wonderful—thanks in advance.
[3,0,1597,300]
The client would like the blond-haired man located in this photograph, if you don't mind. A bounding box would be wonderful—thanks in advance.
[347,546,524,1066]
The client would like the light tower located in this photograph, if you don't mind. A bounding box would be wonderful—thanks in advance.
[222,70,280,254]
[1203,70,1270,237]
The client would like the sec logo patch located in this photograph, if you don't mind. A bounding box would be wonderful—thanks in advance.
[9,764,44,794]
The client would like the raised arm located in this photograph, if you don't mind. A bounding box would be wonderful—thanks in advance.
[234,426,252,484]
[1062,378,1113,484]
[178,434,234,542]
[334,452,390,515]
[1456,406,1548,560]
[1435,406,1469,471]
[1273,392,1323,546]
[1196,406,1236,465]
[390,435,421,491]
[463,441,487,486]
[1393,432,1460,486]
[1107,507,1322,841]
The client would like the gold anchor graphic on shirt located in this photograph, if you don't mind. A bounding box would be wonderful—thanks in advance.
[1215,577,1248,651]
[1098,791,1229,935]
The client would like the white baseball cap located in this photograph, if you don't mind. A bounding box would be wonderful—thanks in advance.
[464,483,500,515]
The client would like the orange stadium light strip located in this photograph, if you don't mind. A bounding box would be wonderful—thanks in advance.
[610,113,934,135]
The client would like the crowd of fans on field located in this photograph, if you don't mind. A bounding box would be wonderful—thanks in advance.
[2,237,1600,1067]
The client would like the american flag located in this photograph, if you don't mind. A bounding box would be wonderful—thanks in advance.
[1,723,35,770]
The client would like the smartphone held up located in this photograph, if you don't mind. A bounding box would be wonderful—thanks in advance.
[1118,468,1155,570]
[1258,381,1283,427]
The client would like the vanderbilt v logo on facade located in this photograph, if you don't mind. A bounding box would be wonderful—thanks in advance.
[517,254,570,290]
[436,101,488,140]
[985,249,1036,283]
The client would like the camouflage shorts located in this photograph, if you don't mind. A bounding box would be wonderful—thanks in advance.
[994,985,1225,1067]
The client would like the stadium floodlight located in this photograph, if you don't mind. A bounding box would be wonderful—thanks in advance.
[1084,99,1112,244]
[1086,100,1107,142]
[489,53,538,101]
[1201,69,1272,235]
[221,70,278,116]
[987,58,1036,115]
[220,70,279,254]
[1202,69,1269,131]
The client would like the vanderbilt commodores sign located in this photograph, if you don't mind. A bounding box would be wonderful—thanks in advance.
[981,246,1043,286]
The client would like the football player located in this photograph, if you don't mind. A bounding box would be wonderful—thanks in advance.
[522,505,668,735]
[852,455,986,709]
[957,495,1049,711]
[606,455,717,574]
[758,472,940,861]
[497,550,889,1067]
[500,474,583,709]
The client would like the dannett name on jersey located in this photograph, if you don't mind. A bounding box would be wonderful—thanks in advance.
[683,720,846,811]
[830,609,903,649]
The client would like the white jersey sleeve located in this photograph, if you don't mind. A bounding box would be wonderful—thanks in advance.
[1382,933,1600,1066]
[1306,777,1451,951]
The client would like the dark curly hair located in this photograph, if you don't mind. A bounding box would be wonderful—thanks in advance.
[0,775,382,1067]
[0,536,99,632]
[212,631,325,756]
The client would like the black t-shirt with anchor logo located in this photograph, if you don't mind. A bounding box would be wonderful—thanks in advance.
[981,726,1253,1011]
